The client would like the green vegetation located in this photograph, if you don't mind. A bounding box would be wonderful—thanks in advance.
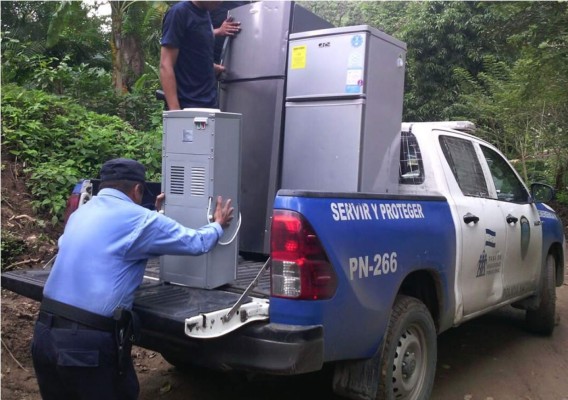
[1,1,165,225]
[1,232,27,268]
[2,83,162,223]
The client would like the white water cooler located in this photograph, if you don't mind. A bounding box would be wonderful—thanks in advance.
[160,109,241,289]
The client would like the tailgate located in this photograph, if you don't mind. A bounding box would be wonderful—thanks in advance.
[1,268,48,302]
[1,258,270,326]
[1,269,252,319]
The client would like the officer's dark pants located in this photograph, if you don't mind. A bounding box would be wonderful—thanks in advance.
[31,313,139,400]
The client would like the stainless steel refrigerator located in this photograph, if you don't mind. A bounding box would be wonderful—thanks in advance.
[219,1,332,255]
[281,25,407,194]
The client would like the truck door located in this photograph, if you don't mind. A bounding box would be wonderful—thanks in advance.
[478,145,541,300]
[438,135,507,316]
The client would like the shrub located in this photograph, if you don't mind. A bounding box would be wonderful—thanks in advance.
[1,232,27,270]
[1,83,162,225]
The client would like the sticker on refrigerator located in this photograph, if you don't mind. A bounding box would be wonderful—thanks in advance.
[183,129,194,142]
[348,52,364,68]
[351,34,364,48]
[291,45,307,69]
[345,68,364,93]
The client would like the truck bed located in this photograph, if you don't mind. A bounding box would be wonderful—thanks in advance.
[1,257,270,323]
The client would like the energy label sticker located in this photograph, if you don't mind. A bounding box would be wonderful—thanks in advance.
[345,68,364,93]
[346,68,363,85]
[291,45,307,69]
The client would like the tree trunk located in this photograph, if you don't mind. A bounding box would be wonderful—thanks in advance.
[111,2,126,94]
[122,34,145,91]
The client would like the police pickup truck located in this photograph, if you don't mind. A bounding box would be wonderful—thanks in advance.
[2,121,565,400]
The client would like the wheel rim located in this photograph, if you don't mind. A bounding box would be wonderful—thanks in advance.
[392,322,428,399]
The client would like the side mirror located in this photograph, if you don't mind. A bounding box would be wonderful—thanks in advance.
[530,183,555,203]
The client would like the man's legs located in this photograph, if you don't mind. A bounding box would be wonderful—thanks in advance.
[31,318,139,400]
[32,320,77,400]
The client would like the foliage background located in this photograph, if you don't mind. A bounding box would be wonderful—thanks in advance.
[1,1,567,266]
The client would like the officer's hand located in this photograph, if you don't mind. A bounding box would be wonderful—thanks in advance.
[214,196,233,229]
[155,193,165,213]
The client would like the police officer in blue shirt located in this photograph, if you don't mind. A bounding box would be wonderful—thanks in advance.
[160,1,241,110]
[31,158,233,400]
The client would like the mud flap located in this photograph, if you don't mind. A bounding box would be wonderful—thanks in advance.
[332,350,381,400]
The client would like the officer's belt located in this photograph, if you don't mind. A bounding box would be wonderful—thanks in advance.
[40,297,115,332]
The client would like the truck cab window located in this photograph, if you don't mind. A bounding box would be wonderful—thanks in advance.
[439,135,489,198]
[480,145,529,203]
[399,131,425,184]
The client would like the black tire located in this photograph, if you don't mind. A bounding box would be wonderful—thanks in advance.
[377,295,437,400]
[525,253,556,335]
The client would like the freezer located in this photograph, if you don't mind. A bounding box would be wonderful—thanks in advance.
[281,99,365,192]
[219,79,286,253]
[287,25,406,99]
[282,25,407,195]
[219,1,333,254]
[223,2,332,81]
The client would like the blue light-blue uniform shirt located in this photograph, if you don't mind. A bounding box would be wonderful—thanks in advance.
[43,188,223,317]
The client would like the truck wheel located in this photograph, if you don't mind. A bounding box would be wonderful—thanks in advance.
[377,295,436,400]
[525,253,556,335]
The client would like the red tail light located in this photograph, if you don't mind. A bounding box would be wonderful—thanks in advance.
[63,180,91,225]
[271,210,337,300]
[63,194,81,225]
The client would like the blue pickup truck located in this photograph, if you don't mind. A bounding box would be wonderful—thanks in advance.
[2,121,565,400]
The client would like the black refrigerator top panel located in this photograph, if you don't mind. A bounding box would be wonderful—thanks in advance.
[290,3,334,34]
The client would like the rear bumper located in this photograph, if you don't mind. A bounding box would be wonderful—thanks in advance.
[139,320,324,375]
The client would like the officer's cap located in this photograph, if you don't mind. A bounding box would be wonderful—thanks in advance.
[100,158,146,183]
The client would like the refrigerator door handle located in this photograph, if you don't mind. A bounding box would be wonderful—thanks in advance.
[286,93,366,102]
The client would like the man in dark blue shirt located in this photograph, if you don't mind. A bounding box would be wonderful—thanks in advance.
[160,1,240,110]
